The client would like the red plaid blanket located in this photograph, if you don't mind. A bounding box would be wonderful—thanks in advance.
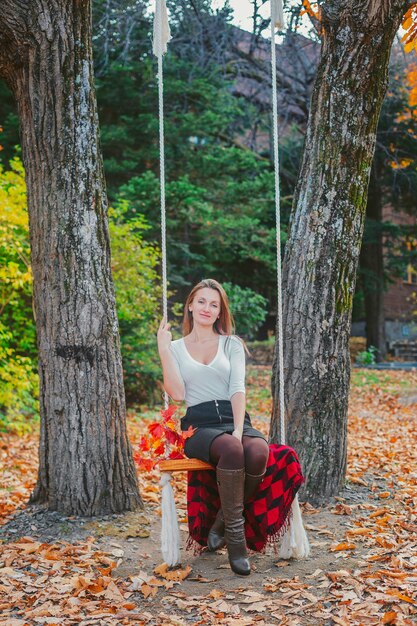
[186,444,305,553]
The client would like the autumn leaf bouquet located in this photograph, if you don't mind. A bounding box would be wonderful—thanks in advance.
[134,404,195,471]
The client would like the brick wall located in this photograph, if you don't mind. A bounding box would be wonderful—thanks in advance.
[381,205,417,321]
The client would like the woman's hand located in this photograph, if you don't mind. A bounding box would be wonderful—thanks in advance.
[157,317,172,354]
[232,427,243,442]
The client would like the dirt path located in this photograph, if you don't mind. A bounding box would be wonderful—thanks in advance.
[1,369,416,625]
[1,468,413,626]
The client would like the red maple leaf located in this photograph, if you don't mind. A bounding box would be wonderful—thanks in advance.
[161,405,177,421]
[138,436,150,452]
[168,450,185,460]
[165,429,181,445]
[135,457,155,471]
[148,422,164,439]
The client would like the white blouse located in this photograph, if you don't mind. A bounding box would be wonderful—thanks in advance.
[169,334,246,407]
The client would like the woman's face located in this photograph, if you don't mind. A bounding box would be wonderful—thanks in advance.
[189,287,221,327]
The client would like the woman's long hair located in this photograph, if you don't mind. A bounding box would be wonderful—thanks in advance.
[182,278,250,355]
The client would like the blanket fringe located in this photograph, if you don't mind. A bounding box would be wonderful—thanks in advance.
[185,533,206,555]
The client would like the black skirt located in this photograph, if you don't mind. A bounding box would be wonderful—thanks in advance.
[180,399,267,464]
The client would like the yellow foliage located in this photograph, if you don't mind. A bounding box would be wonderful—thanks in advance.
[389,157,413,170]
[407,65,417,108]
[0,157,38,433]
[401,4,417,54]
[0,156,32,310]
[0,332,39,434]
[300,0,321,21]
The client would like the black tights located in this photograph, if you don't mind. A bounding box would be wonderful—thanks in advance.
[209,434,269,475]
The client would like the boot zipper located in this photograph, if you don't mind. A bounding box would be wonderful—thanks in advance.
[214,400,222,423]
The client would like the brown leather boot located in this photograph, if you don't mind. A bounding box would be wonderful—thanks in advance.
[244,471,266,502]
[208,471,266,552]
[216,466,250,576]
[207,507,225,551]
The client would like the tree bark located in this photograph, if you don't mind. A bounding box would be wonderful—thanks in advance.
[270,0,409,504]
[359,163,387,361]
[0,1,142,515]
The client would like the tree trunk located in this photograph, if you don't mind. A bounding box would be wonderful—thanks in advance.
[360,163,387,361]
[270,0,409,505]
[0,1,142,515]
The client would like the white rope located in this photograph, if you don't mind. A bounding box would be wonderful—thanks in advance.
[153,0,181,569]
[153,0,171,410]
[270,3,286,447]
[270,3,310,560]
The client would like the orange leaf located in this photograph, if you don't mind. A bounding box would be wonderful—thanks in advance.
[378,491,391,499]
[403,17,413,30]
[369,508,389,518]
[182,426,197,440]
[330,542,356,551]
[377,570,408,580]
[154,562,192,581]
[405,40,415,53]
[154,442,165,456]
[346,528,371,536]
[385,590,416,604]
[141,583,158,598]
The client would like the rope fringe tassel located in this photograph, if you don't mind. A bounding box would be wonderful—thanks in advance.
[271,0,285,29]
[160,472,181,567]
[278,495,311,559]
[153,0,172,57]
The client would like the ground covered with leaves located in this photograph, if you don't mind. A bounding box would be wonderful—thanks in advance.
[1,366,417,625]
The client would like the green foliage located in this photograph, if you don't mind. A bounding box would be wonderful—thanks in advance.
[0,156,164,430]
[0,321,39,434]
[355,345,378,365]
[222,282,268,340]
[93,3,292,312]
[109,200,163,404]
[116,139,284,300]
[0,158,39,433]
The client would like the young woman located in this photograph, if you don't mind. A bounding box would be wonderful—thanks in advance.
[157,278,269,576]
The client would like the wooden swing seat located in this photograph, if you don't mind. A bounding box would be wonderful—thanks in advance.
[159,458,213,472]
